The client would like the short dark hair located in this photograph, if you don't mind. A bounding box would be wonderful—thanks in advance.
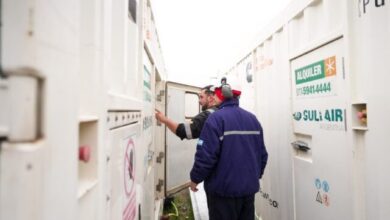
[201,85,215,95]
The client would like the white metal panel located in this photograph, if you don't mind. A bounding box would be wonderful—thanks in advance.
[165,83,200,194]
[126,17,141,99]
[78,186,99,220]
[140,47,156,218]
[349,1,390,220]
[8,75,38,141]
[1,1,166,220]
[291,39,352,220]
[227,1,354,220]
[254,28,294,220]
[106,122,140,220]
[0,141,45,220]
[235,54,256,114]
[3,0,80,219]
[107,0,127,96]
[185,93,200,118]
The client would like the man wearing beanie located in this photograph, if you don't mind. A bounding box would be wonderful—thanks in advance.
[189,80,268,220]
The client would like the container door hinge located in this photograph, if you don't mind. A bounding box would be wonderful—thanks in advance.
[156,90,165,102]
[156,152,164,163]
[156,179,164,192]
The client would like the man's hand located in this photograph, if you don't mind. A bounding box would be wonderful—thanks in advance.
[155,109,166,123]
[155,109,179,134]
[190,181,198,192]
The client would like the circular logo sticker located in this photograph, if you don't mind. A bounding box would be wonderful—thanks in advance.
[315,178,322,190]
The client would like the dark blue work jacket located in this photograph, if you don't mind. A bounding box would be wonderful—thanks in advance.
[190,98,268,197]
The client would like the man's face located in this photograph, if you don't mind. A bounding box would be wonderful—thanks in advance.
[213,93,223,106]
[199,90,210,111]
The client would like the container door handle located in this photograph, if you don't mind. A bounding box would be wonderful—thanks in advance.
[291,141,310,151]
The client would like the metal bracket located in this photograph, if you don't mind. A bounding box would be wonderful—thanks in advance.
[156,90,165,102]
[156,152,164,163]
[156,179,164,192]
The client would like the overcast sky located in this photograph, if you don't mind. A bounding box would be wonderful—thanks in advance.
[150,0,291,87]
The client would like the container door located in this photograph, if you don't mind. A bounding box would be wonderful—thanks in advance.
[290,38,353,220]
[105,112,141,220]
[164,82,201,196]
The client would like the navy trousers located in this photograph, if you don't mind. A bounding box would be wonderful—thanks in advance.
[206,193,255,220]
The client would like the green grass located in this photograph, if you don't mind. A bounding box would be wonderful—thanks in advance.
[162,190,194,220]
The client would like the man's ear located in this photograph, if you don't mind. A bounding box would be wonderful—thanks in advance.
[209,95,216,105]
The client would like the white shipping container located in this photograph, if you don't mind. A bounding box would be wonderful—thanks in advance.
[223,0,390,220]
[0,0,199,220]
[3,0,390,219]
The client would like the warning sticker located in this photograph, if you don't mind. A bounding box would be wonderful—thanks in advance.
[316,191,323,204]
[314,178,331,207]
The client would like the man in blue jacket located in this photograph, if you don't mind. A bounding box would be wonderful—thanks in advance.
[189,80,268,220]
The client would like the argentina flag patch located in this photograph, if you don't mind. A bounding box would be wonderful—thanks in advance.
[197,139,204,146]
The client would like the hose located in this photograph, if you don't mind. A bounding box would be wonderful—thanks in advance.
[167,201,179,217]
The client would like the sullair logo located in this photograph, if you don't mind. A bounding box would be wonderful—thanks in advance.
[293,112,302,121]
[293,109,344,122]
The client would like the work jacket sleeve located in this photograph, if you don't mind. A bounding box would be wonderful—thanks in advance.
[258,125,268,179]
[190,117,221,184]
[175,111,209,140]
